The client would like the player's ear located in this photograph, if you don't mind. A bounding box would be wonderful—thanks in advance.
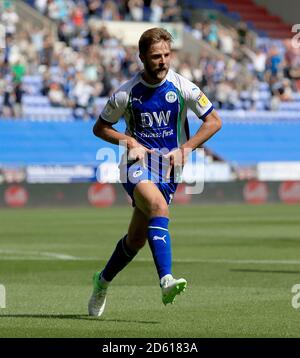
[139,53,145,64]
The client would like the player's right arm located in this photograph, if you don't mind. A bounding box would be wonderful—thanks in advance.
[93,119,135,147]
[93,92,152,161]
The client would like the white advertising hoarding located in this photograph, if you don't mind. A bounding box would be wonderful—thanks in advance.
[258,162,300,181]
[88,20,183,49]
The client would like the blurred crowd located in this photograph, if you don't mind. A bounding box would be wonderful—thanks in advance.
[30,0,182,23]
[1,0,300,119]
[189,17,300,110]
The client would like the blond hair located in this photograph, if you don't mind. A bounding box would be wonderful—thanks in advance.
[138,28,173,55]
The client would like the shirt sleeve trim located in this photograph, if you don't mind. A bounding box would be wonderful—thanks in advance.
[99,116,117,125]
[200,105,214,119]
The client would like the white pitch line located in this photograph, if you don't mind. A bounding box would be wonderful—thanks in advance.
[134,258,300,265]
[0,249,78,261]
[42,252,78,260]
[1,249,300,265]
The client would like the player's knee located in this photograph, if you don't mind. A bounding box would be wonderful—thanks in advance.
[149,198,169,218]
[126,235,147,251]
[133,238,147,251]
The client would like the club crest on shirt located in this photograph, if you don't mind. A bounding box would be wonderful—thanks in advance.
[165,91,177,103]
[133,169,143,178]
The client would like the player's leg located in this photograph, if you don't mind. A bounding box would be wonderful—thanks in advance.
[88,207,148,317]
[99,206,148,284]
[126,206,149,252]
[133,181,187,305]
[134,181,171,281]
[133,181,169,218]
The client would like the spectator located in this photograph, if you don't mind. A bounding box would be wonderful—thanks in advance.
[163,0,181,22]
[215,80,231,109]
[150,0,163,23]
[48,82,65,107]
[267,45,282,77]
[41,69,52,96]
[218,29,234,56]
[270,77,293,108]
[281,79,293,101]
[128,0,144,22]
[243,46,267,81]
[207,20,219,48]
[1,4,19,37]
[71,4,86,30]
[34,0,48,15]
[178,61,193,81]
[3,80,14,118]
[47,0,60,21]
[40,35,54,66]
[11,57,26,84]
[87,0,102,17]
[236,22,249,46]
[2,1,299,120]
[10,55,25,117]
[102,0,120,20]
[191,22,203,40]
[72,73,95,120]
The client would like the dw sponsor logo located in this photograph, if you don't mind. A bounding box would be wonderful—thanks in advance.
[141,111,171,127]
[0,284,5,308]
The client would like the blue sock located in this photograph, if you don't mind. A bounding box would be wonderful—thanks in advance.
[101,235,137,282]
[147,217,172,280]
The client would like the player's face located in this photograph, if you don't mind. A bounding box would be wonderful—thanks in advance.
[140,40,171,84]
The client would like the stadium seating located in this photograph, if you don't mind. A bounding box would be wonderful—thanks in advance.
[1,114,300,166]
[190,116,300,164]
[0,120,125,165]
[183,0,291,38]
[22,106,73,121]
[13,75,298,116]
[22,75,43,95]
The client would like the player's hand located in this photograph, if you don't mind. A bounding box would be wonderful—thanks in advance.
[127,138,154,165]
[164,147,192,178]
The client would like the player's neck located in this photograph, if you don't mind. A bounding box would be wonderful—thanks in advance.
[141,71,167,86]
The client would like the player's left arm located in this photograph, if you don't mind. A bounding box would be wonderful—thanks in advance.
[166,110,221,168]
[181,109,222,154]
[165,83,222,168]
[182,84,222,157]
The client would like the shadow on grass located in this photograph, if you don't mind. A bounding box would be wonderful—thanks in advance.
[231,269,300,274]
[0,314,159,324]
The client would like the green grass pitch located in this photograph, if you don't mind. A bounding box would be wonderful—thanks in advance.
[0,204,300,338]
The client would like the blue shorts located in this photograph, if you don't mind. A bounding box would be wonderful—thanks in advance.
[119,160,178,207]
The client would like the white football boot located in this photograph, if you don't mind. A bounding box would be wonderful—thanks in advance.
[161,274,187,305]
[88,272,107,317]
